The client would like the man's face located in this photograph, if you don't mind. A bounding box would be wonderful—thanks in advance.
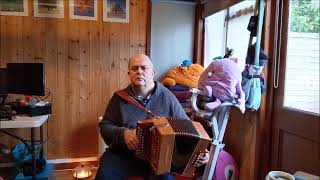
[128,56,154,88]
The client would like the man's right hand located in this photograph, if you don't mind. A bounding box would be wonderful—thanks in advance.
[124,129,139,150]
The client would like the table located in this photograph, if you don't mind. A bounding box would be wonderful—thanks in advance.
[0,115,49,180]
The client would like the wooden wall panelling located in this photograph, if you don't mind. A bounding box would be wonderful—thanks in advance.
[14,16,24,63]
[22,2,33,62]
[79,20,90,155]
[53,17,68,158]
[44,18,58,158]
[139,0,147,54]
[8,16,18,63]
[34,17,46,64]
[97,0,103,113]
[99,21,110,114]
[146,0,151,56]
[110,23,121,95]
[78,20,96,157]
[67,18,81,158]
[0,0,149,159]
[2,17,9,64]
[130,0,140,57]
[119,21,130,89]
[4,16,13,63]
[89,18,101,156]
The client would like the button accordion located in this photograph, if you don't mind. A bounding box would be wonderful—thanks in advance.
[135,117,211,177]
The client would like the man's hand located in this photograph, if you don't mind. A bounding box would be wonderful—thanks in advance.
[194,149,210,167]
[124,129,139,150]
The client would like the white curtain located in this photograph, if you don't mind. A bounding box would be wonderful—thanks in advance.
[204,10,226,68]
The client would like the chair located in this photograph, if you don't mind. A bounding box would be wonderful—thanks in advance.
[98,116,109,156]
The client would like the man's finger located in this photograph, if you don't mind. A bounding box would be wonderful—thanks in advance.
[129,138,139,150]
[128,141,136,150]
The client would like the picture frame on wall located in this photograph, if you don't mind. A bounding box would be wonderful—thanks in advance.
[103,0,129,23]
[70,0,97,20]
[0,0,28,16]
[34,0,64,18]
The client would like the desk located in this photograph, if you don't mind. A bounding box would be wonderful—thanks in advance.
[0,115,49,180]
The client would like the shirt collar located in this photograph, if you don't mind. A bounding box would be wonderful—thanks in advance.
[127,82,157,106]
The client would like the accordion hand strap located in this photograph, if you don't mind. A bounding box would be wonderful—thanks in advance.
[115,89,157,117]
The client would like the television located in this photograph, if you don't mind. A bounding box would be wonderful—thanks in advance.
[0,68,7,95]
[7,63,45,96]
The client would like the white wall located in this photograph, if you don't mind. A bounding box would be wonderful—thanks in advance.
[151,0,195,80]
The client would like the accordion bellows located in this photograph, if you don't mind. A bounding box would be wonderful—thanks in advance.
[135,117,211,177]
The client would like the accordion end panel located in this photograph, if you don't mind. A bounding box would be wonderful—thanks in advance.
[151,126,175,175]
[136,118,176,175]
[181,121,211,177]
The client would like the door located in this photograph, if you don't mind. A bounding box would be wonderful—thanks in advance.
[271,0,320,176]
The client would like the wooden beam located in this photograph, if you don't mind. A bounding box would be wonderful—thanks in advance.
[193,0,204,65]
[257,0,277,178]
[203,0,245,18]
[146,0,152,56]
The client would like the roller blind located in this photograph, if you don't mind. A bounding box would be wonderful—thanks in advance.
[203,0,245,18]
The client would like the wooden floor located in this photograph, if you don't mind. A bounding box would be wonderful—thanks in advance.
[54,169,97,180]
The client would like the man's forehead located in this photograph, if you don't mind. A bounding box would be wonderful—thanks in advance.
[130,58,152,67]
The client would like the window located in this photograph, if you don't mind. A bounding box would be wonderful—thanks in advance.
[204,1,255,71]
[283,0,320,114]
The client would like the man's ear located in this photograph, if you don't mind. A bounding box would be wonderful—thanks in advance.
[127,71,130,75]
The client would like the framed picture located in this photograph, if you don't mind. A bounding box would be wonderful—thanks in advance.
[103,0,129,23]
[34,0,64,18]
[0,0,28,16]
[70,0,97,20]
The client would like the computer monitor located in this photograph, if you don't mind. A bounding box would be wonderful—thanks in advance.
[0,68,7,95]
[7,63,45,96]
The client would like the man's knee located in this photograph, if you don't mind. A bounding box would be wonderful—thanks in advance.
[95,151,127,179]
[95,166,124,180]
[158,173,175,180]
[95,150,149,179]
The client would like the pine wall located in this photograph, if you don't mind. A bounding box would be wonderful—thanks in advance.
[0,0,149,159]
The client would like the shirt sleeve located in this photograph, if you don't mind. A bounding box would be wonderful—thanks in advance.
[99,95,127,151]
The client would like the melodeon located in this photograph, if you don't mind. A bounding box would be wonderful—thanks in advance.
[135,117,211,177]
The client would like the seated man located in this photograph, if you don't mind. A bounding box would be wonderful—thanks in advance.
[95,54,208,180]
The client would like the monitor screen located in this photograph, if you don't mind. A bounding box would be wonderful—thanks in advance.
[7,63,45,96]
[0,68,7,95]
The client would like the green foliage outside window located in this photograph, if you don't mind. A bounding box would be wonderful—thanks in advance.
[290,0,320,33]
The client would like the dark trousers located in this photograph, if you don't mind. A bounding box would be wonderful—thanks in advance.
[95,150,175,180]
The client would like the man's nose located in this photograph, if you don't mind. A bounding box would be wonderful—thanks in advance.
[136,67,143,74]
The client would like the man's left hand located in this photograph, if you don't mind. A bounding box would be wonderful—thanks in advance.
[194,149,210,167]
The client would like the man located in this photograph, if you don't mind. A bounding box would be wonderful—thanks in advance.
[95,54,207,180]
